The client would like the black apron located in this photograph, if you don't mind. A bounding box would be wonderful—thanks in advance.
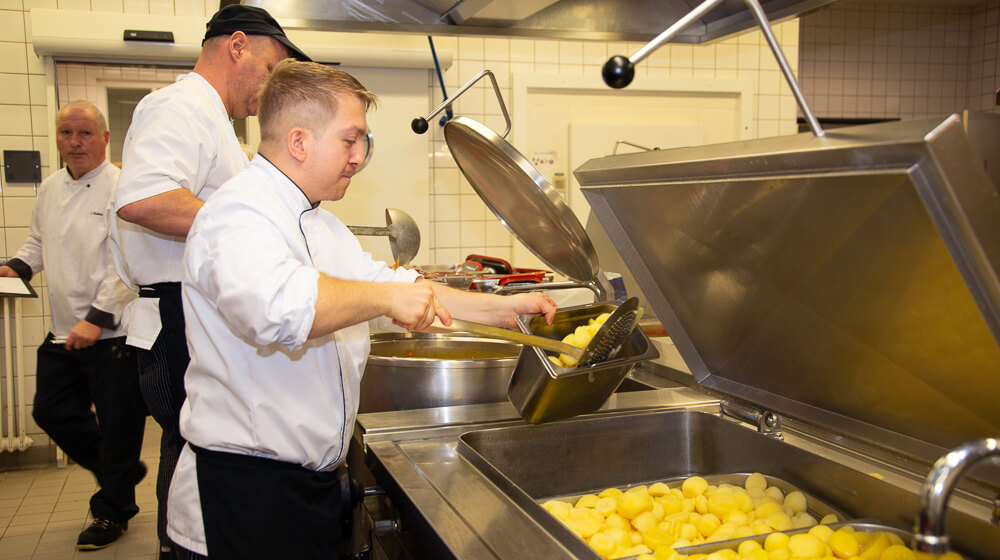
[191,444,343,560]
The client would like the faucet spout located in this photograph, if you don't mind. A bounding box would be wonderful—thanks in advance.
[913,438,1000,554]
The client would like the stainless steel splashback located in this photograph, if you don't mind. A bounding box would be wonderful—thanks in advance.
[576,114,1000,460]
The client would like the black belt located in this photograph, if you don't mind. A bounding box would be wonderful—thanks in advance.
[138,282,181,299]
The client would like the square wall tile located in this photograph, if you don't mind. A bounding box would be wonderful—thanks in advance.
[0,10,25,43]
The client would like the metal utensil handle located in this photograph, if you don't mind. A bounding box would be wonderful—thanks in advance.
[347,225,390,237]
[432,318,584,359]
[411,70,512,138]
[605,0,824,138]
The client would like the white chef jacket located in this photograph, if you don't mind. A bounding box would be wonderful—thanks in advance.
[10,162,133,339]
[166,155,419,554]
[112,72,248,347]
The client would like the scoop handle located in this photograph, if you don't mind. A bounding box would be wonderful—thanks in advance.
[430,318,584,360]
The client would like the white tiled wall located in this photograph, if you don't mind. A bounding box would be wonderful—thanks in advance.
[799,0,999,120]
[968,0,1000,113]
[423,21,802,264]
[0,0,215,469]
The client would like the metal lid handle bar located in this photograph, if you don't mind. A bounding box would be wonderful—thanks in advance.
[602,0,824,138]
[411,69,512,137]
[913,437,1000,554]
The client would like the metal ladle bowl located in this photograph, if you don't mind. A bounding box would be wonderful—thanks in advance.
[347,208,421,266]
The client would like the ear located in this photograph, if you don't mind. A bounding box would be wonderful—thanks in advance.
[103,129,110,145]
[227,31,249,62]
[286,127,309,163]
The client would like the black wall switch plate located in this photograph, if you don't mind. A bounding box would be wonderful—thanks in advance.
[3,150,42,183]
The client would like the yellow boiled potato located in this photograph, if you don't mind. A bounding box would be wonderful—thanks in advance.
[783,490,808,514]
[618,490,654,519]
[707,550,738,560]
[733,525,755,539]
[755,501,784,519]
[632,511,658,533]
[827,529,860,558]
[600,487,624,499]
[631,531,644,545]
[746,473,768,493]
[641,525,676,550]
[595,497,619,517]
[881,545,917,560]
[694,494,710,514]
[577,494,600,509]
[885,532,905,547]
[745,547,771,560]
[681,498,696,513]
[820,513,840,525]
[626,484,650,494]
[603,513,630,532]
[559,353,580,368]
[765,511,793,531]
[764,531,791,552]
[792,511,818,529]
[708,490,739,519]
[649,482,671,497]
[574,325,595,347]
[807,524,835,543]
[724,510,749,527]
[739,540,764,555]
[695,513,722,537]
[627,545,654,556]
[543,500,572,520]
[589,532,617,559]
[605,527,632,549]
[858,533,890,560]
[547,355,565,368]
[569,508,603,538]
[734,488,755,513]
[595,312,612,325]
[769,548,792,560]
[682,476,709,498]
[765,486,785,503]
[750,520,773,535]
[679,522,699,541]
[788,534,826,558]
[650,500,665,521]
[660,495,684,516]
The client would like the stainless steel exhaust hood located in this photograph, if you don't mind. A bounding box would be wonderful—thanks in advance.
[243,0,837,42]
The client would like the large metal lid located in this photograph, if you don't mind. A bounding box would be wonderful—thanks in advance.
[576,114,1000,462]
[443,117,600,284]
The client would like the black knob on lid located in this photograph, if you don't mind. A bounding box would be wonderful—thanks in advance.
[411,117,429,134]
[602,55,635,89]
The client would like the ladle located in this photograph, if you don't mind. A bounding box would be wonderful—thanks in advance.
[347,208,421,266]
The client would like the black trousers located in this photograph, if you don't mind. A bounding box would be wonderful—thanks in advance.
[136,283,189,549]
[192,445,343,560]
[33,334,146,523]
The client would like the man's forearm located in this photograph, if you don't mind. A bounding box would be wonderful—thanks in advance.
[117,188,205,237]
[308,275,390,339]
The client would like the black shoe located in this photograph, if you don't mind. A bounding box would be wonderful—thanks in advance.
[77,518,127,550]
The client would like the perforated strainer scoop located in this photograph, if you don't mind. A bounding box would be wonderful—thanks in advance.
[425,297,642,368]
[576,297,641,367]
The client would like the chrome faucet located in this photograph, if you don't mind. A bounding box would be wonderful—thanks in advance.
[913,438,1000,554]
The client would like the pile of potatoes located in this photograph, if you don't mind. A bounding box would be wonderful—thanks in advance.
[547,312,612,368]
[635,525,965,560]
[542,473,837,560]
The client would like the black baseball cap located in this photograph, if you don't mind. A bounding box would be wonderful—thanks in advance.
[203,5,311,62]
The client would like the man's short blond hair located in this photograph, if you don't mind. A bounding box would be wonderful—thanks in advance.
[258,60,377,143]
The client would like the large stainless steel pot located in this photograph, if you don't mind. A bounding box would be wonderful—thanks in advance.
[360,332,521,413]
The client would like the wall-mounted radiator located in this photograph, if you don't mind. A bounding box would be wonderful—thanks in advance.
[1,296,34,452]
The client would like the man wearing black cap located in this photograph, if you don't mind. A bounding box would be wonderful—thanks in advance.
[111,6,308,558]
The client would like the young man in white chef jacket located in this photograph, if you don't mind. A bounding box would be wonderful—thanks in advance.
[110,7,309,558]
[0,101,147,550]
[165,60,557,559]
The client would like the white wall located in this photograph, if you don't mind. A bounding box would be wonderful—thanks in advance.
[799,0,1000,120]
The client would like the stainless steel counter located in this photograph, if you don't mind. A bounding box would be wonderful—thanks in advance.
[353,388,720,559]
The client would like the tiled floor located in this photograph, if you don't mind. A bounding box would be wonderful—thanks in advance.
[0,419,162,559]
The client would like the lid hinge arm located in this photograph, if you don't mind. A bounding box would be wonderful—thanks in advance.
[720,400,783,440]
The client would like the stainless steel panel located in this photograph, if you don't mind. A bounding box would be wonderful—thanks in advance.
[576,115,1000,459]
[243,0,837,42]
